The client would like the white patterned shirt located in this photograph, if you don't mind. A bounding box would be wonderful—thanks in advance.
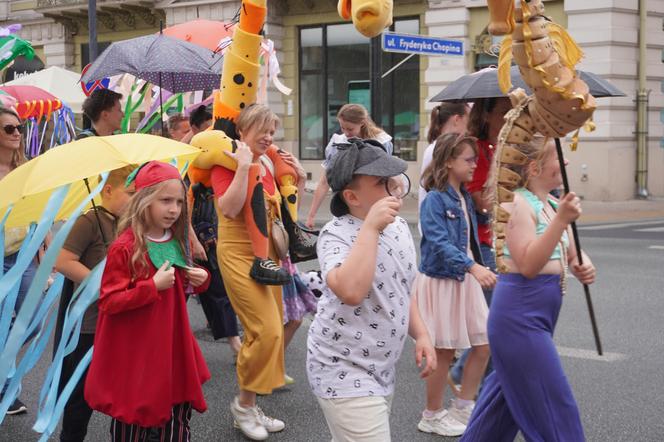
[307,214,417,398]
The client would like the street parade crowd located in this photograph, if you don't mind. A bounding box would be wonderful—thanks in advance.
[0,89,595,441]
[0,0,604,440]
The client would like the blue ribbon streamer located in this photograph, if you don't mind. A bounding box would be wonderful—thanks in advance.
[33,262,103,436]
[0,173,108,432]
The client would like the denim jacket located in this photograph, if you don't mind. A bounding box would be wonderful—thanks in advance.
[419,185,483,281]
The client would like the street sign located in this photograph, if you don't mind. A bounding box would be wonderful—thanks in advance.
[382,31,463,57]
[80,63,110,97]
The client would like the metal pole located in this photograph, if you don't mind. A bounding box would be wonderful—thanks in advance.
[554,137,603,356]
[636,0,649,198]
[84,0,98,130]
[369,35,382,125]
[88,0,98,62]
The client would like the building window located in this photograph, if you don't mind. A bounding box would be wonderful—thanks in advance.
[298,18,420,161]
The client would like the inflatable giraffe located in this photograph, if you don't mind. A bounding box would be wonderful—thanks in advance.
[189,0,299,285]
[485,0,596,273]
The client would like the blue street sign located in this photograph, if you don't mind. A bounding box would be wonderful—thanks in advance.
[382,32,464,57]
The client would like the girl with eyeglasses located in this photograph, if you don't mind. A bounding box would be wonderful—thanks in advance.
[414,133,497,437]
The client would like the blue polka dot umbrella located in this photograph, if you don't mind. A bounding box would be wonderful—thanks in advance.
[80,33,223,93]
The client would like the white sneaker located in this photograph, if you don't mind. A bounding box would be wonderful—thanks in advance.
[448,401,475,426]
[230,397,268,440]
[417,409,466,437]
[233,405,285,433]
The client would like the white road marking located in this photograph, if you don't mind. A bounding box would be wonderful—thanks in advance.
[579,220,664,231]
[649,245,664,250]
[634,227,664,233]
[557,346,626,362]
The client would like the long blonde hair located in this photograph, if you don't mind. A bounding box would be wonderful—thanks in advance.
[337,104,383,139]
[117,179,188,279]
[0,107,25,170]
[421,133,478,192]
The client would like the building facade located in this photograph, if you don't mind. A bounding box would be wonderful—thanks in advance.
[1,0,662,200]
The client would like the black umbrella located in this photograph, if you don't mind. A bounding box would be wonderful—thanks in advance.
[430,66,625,102]
[433,66,617,356]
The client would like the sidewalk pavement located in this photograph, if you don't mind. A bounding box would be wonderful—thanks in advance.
[300,184,664,227]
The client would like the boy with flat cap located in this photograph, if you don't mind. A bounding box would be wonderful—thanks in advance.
[306,138,436,441]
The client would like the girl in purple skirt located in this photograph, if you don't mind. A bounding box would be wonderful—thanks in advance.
[462,137,596,442]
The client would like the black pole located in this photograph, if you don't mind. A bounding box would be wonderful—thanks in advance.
[85,0,97,132]
[159,21,166,138]
[88,0,98,62]
[554,137,603,355]
[369,35,382,125]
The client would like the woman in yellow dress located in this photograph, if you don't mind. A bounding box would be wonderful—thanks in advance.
[210,104,305,441]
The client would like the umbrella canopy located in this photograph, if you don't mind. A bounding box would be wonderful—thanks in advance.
[0,134,200,228]
[0,33,34,71]
[431,66,626,102]
[0,85,63,119]
[3,66,87,113]
[162,19,235,51]
[80,34,223,93]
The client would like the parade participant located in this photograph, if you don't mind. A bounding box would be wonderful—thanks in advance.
[84,161,211,441]
[179,106,213,145]
[54,165,135,442]
[190,0,303,287]
[448,96,511,394]
[167,114,191,142]
[307,138,435,442]
[189,105,213,134]
[461,136,595,442]
[305,104,392,229]
[465,97,512,276]
[415,133,496,436]
[419,102,470,210]
[79,89,123,139]
[0,106,33,415]
[212,104,302,440]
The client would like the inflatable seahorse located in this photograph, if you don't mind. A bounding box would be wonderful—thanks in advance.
[485,0,596,273]
[189,0,298,285]
[337,0,393,38]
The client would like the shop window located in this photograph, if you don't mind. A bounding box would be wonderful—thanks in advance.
[298,18,420,161]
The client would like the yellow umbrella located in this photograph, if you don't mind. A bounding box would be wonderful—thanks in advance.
[0,134,200,229]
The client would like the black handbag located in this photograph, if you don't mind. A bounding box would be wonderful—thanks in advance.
[280,200,319,263]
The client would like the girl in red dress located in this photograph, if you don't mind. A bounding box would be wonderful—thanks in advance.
[85,161,211,442]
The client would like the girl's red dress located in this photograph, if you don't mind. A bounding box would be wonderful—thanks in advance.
[84,228,211,427]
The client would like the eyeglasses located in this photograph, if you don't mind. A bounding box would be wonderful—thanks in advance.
[3,124,23,135]
[380,173,411,199]
[462,156,478,165]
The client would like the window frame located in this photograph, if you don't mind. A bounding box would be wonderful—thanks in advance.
[298,16,421,161]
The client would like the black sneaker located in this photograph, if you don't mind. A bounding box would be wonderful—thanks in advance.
[250,258,291,286]
[6,398,27,415]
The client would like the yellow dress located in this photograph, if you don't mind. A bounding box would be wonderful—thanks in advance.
[215,172,285,394]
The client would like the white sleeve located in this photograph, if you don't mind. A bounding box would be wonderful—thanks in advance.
[317,222,352,282]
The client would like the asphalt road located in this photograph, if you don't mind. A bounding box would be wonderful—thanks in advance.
[2,219,663,441]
